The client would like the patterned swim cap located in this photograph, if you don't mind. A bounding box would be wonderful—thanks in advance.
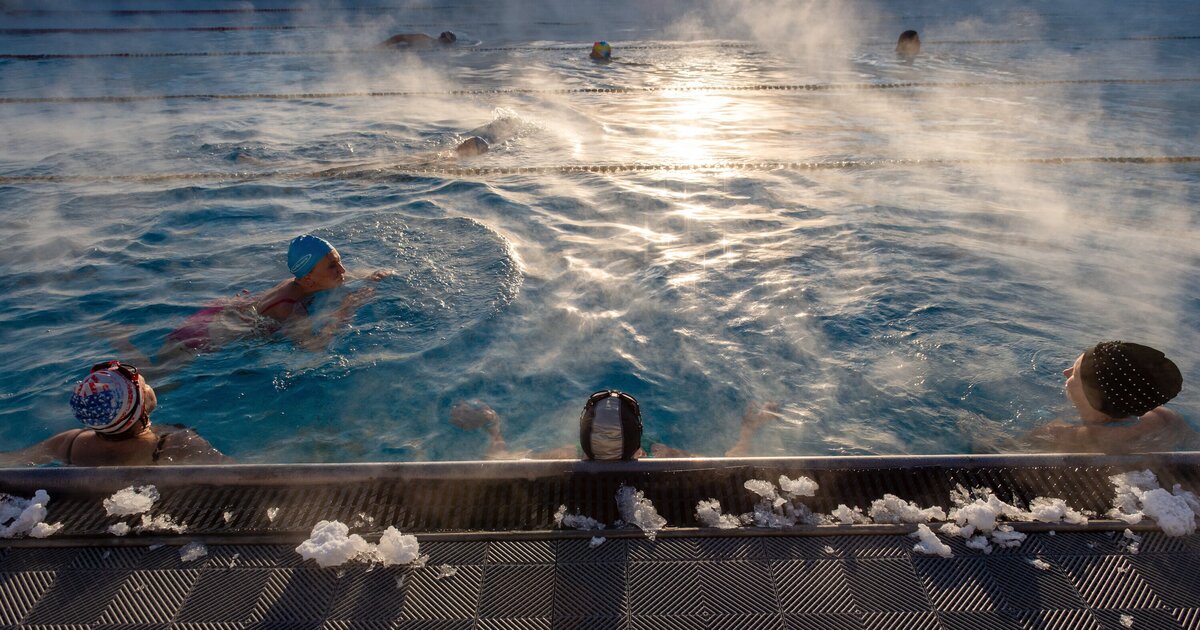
[591,41,612,60]
[287,234,334,279]
[70,363,145,435]
[1079,341,1182,418]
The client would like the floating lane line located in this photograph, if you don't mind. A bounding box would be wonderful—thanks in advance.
[2,156,1196,186]
[2,77,1198,105]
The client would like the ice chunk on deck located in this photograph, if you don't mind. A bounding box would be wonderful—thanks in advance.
[831,504,868,524]
[589,536,606,548]
[103,486,159,516]
[869,494,946,524]
[1029,497,1088,525]
[109,523,131,536]
[911,524,952,557]
[296,520,371,568]
[435,565,458,580]
[29,522,63,538]
[743,479,778,501]
[554,505,605,531]
[1,490,52,539]
[695,499,741,529]
[616,486,667,540]
[180,542,208,562]
[377,527,421,566]
[778,475,818,497]
[1138,488,1196,536]
[136,514,188,534]
[266,507,280,522]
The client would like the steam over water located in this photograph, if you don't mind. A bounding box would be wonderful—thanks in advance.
[0,0,1197,462]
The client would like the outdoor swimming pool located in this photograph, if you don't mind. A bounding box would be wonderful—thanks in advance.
[0,0,1197,463]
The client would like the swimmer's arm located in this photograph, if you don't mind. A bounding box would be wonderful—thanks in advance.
[159,432,234,465]
[283,288,375,352]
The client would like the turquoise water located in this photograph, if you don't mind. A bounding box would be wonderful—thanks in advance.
[1,0,1197,462]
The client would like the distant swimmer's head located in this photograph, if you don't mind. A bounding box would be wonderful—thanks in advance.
[590,41,612,61]
[71,361,155,438]
[455,136,490,157]
[579,390,643,461]
[896,30,921,59]
[438,31,457,44]
[1065,341,1182,419]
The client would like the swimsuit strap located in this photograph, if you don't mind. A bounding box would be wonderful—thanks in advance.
[260,297,310,316]
[151,424,193,463]
[63,429,85,466]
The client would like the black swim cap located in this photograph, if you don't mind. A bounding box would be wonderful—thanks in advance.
[1079,341,1182,418]
[579,390,643,461]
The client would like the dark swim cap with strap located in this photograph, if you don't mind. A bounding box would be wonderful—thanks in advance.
[1079,341,1182,418]
[579,390,643,461]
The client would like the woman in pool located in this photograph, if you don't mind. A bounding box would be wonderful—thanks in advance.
[1026,341,1196,453]
[0,361,229,466]
[449,390,779,460]
[106,234,391,380]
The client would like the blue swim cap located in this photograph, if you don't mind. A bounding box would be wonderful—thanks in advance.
[288,235,334,278]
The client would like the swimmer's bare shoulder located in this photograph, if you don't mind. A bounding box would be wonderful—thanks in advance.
[158,430,232,464]
[255,279,307,322]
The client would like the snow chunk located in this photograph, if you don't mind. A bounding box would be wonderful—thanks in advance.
[295,521,371,568]
[965,535,993,554]
[743,479,778,501]
[0,490,52,538]
[1121,614,1134,628]
[223,511,235,524]
[376,527,421,566]
[990,524,1026,549]
[779,475,818,497]
[589,536,606,548]
[911,524,952,557]
[109,523,131,536]
[1139,488,1196,537]
[695,499,741,529]
[137,513,187,534]
[831,504,868,525]
[103,486,159,516]
[266,507,279,522]
[554,505,605,531]
[1029,558,1052,571]
[435,565,457,580]
[180,542,208,562]
[869,494,946,524]
[616,486,667,540]
[29,522,63,538]
[1029,497,1088,525]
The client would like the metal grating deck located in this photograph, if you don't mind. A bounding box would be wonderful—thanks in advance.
[2,454,1199,629]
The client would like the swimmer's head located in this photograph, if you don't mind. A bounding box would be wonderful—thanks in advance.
[288,234,334,279]
[455,136,490,157]
[579,390,642,461]
[439,31,457,44]
[896,30,921,58]
[71,361,155,437]
[1071,341,1182,419]
[590,41,612,60]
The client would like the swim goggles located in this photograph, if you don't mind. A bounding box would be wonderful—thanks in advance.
[585,389,641,420]
[90,360,140,383]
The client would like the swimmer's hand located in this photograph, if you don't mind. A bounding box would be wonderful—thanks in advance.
[338,287,375,312]
[741,401,781,431]
[366,269,394,282]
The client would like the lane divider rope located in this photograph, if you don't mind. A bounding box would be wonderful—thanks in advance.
[2,156,1196,185]
[2,77,1196,105]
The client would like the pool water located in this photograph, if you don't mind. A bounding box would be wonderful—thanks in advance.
[1,0,1197,463]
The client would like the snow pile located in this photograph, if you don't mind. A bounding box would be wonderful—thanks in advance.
[831,504,869,525]
[869,494,946,524]
[136,513,188,534]
[936,486,1039,552]
[1028,497,1088,525]
[1108,470,1197,536]
[742,476,825,529]
[1,491,61,539]
[179,542,208,562]
[103,486,159,516]
[616,486,667,540]
[911,524,952,557]
[296,521,372,568]
[554,505,605,531]
[377,527,423,566]
[295,521,427,569]
[695,499,742,529]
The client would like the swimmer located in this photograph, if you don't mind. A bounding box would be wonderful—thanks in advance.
[589,41,612,62]
[1025,341,1196,453]
[454,136,490,157]
[379,31,456,49]
[449,390,779,460]
[896,30,921,60]
[103,234,391,381]
[0,361,229,467]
